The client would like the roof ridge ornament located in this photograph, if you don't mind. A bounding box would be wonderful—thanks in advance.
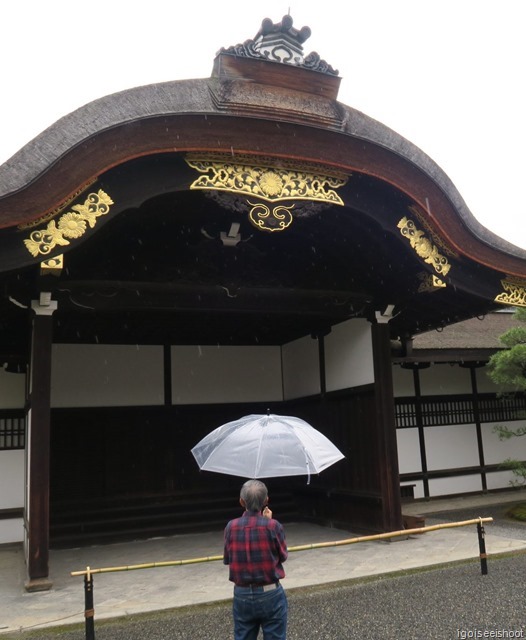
[217,14,339,76]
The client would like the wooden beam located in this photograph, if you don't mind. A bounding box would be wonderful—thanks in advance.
[49,280,372,315]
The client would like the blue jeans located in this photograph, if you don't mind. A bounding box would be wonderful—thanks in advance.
[232,583,288,640]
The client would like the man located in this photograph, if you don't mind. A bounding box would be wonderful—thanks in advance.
[224,480,288,640]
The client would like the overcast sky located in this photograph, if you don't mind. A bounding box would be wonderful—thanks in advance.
[1,0,524,249]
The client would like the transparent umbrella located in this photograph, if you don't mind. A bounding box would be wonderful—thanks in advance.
[191,413,345,483]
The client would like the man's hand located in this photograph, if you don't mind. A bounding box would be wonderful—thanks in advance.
[263,506,272,519]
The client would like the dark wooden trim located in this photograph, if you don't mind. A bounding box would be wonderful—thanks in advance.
[317,333,327,397]
[412,367,430,498]
[26,308,54,583]
[371,321,403,531]
[0,507,23,520]
[0,409,26,450]
[395,392,526,427]
[212,53,342,99]
[470,367,487,491]
[400,462,526,483]
[393,349,499,364]
[0,409,26,417]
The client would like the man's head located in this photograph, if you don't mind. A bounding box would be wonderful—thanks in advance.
[240,479,268,512]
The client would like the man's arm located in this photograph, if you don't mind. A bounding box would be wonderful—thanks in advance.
[223,523,231,565]
[275,522,288,562]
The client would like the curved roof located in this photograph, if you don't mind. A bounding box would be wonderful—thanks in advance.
[1,74,524,264]
[0,14,525,353]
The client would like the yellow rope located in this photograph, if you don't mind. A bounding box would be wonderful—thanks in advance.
[71,516,493,577]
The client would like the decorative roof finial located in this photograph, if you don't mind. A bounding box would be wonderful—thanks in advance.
[217,15,339,76]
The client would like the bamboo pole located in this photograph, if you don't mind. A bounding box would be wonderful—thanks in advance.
[71,516,493,577]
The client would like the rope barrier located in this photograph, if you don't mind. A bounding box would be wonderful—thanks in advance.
[71,517,493,577]
[71,516,493,640]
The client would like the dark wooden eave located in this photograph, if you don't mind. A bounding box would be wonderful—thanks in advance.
[1,75,524,278]
[0,43,525,351]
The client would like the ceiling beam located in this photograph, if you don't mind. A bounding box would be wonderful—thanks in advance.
[48,280,373,316]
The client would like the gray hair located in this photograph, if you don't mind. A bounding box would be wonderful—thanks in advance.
[240,480,268,512]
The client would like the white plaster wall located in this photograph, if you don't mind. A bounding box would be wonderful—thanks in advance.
[425,424,480,470]
[486,470,519,491]
[171,345,282,404]
[396,428,422,474]
[51,344,164,407]
[403,479,425,500]
[0,370,25,408]
[0,450,24,544]
[392,366,415,397]
[0,450,24,508]
[481,421,526,465]
[0,520,23,545]
[418,364,472,395]
[394,361,515,397]
[429,474,483,496]
[282,335,320,400]
[325,319,374,392]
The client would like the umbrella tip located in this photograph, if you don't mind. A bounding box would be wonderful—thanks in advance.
[266,408,270,415]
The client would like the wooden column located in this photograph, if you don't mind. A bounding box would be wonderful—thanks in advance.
[25,299,57,591]
[371,316,403,532]
[410,364,430,498]
[461,362,487,492]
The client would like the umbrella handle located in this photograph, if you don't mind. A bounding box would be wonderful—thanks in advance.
[304,447,311,485]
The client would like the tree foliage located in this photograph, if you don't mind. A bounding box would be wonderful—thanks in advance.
[486,308,526,487]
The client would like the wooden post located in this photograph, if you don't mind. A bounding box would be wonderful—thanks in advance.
[477,520,488,575]
[84,569,96,640]
[469,364,487,492]
[411,364,430,498]
[371,314,403,532]
[24,299,57,591]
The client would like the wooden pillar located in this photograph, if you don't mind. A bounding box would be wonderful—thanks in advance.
[24,298,57,591]
[371,315,403,532]
[461,362,487,492]
[312,328,330,398]
[410,364,430,498]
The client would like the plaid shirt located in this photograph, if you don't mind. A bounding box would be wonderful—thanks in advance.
[224,510,288,586]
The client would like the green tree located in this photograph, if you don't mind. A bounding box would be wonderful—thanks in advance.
[487,307,526,487]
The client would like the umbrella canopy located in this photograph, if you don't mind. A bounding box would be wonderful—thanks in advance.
[191,413,345,481]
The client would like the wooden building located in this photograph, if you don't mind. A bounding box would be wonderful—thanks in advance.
[0,15,525,590]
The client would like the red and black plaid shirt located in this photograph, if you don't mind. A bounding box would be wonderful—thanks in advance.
[224,510,288,586]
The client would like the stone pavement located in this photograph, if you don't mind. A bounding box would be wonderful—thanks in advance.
[1,490,525,636]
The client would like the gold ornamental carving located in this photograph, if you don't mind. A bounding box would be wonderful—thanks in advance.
[397,216,451,276]
[247,201,296,232]
[494,277,526,307]
[407,205,458,258]
[186,153,348,232]
[40,254,64,276]
[24,189,114,257]
[417,272,446,293]
[17,179,97,231]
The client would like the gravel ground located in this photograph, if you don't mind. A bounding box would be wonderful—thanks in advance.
[5,505,526,640]
[425,502,526,542]
[7,554,526,640]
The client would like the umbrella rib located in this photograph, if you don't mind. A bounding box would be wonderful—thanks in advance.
[253,414,267,478]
